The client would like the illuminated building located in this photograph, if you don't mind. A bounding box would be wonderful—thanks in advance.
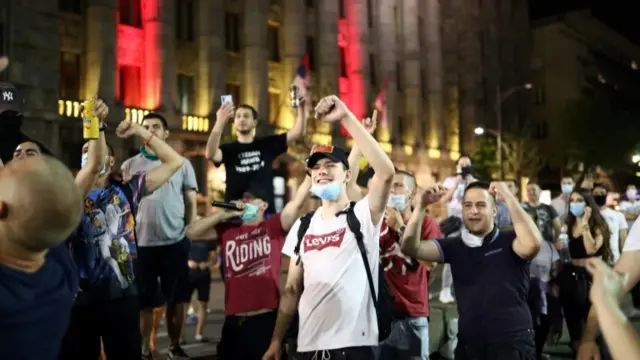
[1,0,531,201]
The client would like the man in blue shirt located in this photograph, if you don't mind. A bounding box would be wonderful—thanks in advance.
[58,119,186,360]
[0,155,84,360]
[401,181,543,360]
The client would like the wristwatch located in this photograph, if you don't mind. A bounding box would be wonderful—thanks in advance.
[99,122,107,132]
[397,225,406,239]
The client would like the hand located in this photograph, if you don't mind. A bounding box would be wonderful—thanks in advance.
[577,341,601,360]
[586,258,628,303]
[314,95,350,123]
[489,181,512,200]
[115,120,142,139]
[0,56,8,72]
[261,342,282,360]
[363,110,378,134]
[385,207,405,231]
[583,206,592,221]
[226,200,245,217]
[216,102,235,123]
[80,97,109,122]
[419,185,446,209]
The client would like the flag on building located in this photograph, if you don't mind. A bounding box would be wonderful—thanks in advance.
[291,55,311,103]
[373,78,390,128]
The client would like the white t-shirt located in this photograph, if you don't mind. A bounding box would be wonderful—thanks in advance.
[619,200,640,228]
[600,207,628,262]
[282,196,383,351]
[623,214,640,252]
[530,240,559,283]
[550,196,568,221]
[443,176,464,219]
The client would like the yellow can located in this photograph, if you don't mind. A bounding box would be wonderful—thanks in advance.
[82,100,100,139]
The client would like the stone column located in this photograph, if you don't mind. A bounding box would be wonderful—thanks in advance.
[402,0,422,148]
[441,0,460,156]
[85,0,117,109]
[345,0,369,120]
[377,0,396,144]
[158,0,177,127]
[281,0,305,131]
[196,0,225,119]
[316,0,340,143]
[243,0,270,136]
[425,0,444,151]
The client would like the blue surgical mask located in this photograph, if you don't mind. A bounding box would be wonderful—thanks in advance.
[387,194,407,212]
[561,184,574,195]
[310,182,343,201]
[569,202,585,217]
[241,203,259,221]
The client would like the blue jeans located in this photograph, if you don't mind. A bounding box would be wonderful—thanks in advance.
[376,317,429,360]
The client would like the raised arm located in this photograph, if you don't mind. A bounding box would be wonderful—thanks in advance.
[346,111,377,201]
[115,120,184,193]
[286,97,309,143]
[186,208,243,241]
[205,102,234,164]
[493,182,542,259]
[75,99,108,198]
[400,186,447,262]
[280,176,312,231]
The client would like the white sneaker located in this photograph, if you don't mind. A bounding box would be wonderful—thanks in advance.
[439,288,455,304]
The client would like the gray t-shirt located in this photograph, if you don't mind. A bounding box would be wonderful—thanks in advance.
[121,154,198,247]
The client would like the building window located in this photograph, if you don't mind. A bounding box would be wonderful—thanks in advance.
[339,47,348,78]
[59,0,83,14]
[305,36,316,71]
[367,0,374,28]
[177,74,195,114]
[225,13,241,52]
[117,65,142,106]
[118,0,142,28]
[175,0,195,42]
[225,83,241,104]
[396,62,402,91]
[369,54,377,86]
[267,25,281,62]
[268,91,280,125]
[338,0,345,18]
[60,52,81,100]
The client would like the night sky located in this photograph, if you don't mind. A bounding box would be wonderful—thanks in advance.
[530,0,639,45]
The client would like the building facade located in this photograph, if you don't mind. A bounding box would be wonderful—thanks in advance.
[0,0,531,205]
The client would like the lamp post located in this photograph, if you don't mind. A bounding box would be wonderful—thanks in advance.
[495,83,533,179]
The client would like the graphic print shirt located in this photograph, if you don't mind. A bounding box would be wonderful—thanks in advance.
[69,174,146,291]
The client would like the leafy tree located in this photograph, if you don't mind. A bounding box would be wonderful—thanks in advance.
[470,137,499,181]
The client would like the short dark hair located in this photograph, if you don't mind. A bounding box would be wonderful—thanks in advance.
[237,104,258,120]
[463,181,495,205]
[142,112,168,130]
[23,139,53,156]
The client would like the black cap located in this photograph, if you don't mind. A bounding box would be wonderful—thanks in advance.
[243,183,270,203]
[0,82,24,115]
[306,145,349,169]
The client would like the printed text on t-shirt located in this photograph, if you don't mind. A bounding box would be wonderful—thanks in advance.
[225,227,273,277]
[235,150,266,173]
[304,228,347,252]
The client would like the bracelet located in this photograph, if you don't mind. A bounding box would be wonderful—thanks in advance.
[144,133,154,146]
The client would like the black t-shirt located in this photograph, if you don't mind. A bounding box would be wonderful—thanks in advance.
[522,203,558,242]
[434,229,532,342]
[216,134,288,211]
[0,244,78,359]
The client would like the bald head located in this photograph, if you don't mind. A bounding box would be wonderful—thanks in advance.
[0,156,82,252]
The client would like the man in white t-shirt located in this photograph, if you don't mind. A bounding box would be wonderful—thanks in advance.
[550,176,574,221]
[593,184,628,263]
[262,96,395,360]
[577,214,640,359]
[619,184,640,228]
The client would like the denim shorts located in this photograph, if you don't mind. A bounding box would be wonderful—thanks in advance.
[375,316,429,360]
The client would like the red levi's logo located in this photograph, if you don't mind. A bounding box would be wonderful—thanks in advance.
[304,228,347,252]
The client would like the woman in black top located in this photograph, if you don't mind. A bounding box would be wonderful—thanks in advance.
[557,189,612,354]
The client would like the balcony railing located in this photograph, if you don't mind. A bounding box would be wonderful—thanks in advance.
[181,115,209,132]
[124,108,150,124]
[58,100,82,118]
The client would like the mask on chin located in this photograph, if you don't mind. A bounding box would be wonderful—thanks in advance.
[461,228,484,248]
[139,146,159,161]
[310,182,343,201]
[387,194,407,212]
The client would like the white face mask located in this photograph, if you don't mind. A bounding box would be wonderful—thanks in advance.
[387,194,407,212]
[460,228,484,248]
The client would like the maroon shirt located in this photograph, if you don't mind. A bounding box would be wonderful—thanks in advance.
[380,216,442,317]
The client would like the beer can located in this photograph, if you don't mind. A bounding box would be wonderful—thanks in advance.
[82,100,100,140]
[290,85,299,108]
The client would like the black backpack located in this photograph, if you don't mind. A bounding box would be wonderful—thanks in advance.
[289,201,394,342]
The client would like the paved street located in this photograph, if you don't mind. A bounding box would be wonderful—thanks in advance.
[152,272,640,359]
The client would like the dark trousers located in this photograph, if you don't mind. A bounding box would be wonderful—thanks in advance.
[454,330,536,360]
[58,295,141,360]
[534,315,550,360]
[558,266,592,345]
[218,310,285,360]
[296,346,374,360]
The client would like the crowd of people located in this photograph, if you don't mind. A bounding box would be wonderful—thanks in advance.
[1,54,640,360]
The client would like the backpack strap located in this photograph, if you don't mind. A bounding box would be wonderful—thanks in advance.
[336,202,379,308]
[294,210,316,265]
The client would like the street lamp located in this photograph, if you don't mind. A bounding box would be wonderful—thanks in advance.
[474,127,485,135]
[632,154,640,163]
[495,83,533,179]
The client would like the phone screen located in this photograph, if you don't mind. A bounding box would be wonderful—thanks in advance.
[221,95,232,104]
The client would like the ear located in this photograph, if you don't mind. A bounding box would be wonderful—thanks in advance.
[164,130,170,139]
[0,201,8,219]
[108,156,116,167]
[344,169,353,184]
[259,201,269,211]
[491,203,498,218]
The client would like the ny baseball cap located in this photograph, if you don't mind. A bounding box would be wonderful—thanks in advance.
[0,82,24,115]
[306,145,349,169]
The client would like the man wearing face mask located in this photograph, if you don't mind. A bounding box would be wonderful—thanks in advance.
[619,184,640,228]
[60,119,186,360]
[551,176,575,221]
[186,179,310,359]
[378,170,442,360]
[401,181,542,360]
[593,184,627,263]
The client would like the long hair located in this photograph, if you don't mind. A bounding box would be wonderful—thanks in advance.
[565,188,613,263]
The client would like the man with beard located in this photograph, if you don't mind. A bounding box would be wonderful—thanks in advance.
[60,117,186,359]
[401,181,542,360]
[205,99,308,213]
